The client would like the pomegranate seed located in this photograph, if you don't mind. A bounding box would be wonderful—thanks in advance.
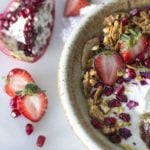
[108,99,121,107]
[136,53,145,62]
[144,58,150,68]
[11,109,21,118]
[104,117,117,126]
[126,100,139,110]
[119,113,131,122]
[126,68,136,79]
[116,77,124,84]
[10,96,18,108]
[24,24,32,32]
[109,133,121,143]
[130,8,140,16]
[17,42,27,50]
[10,15,17,23]
[26,123,34,135]
[116,94,128,102]
[91,118,102,129]
[20,8,30,18]
[140,80,148,85]
[114,85,125,95]
[36,135,46,147]
[120,17,128,26]
[6,12,12,20]
[119,128,132,139]
[124,77,131,82]
[103,86,114,96]
[3,20,10,29]
[140,71,150,79]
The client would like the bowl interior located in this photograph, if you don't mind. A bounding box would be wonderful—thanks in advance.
[58,0,150,149]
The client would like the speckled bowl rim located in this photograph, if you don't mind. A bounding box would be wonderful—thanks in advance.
[58,0,150,150]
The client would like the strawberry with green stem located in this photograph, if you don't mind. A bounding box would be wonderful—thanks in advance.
[118,29,150,63]
[17,84,48,122]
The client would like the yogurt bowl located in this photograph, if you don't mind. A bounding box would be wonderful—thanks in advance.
[58,0,150,149]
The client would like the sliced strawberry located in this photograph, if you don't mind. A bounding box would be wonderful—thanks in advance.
[94,52,124,85]
[119,29,150,63]
[5,68,35,97]
[64,0,89,17]
[17,84,48,122]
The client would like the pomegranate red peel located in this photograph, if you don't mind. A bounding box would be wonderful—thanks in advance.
[0,0,55,63]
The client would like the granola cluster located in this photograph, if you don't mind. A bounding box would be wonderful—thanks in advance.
[103,9,150,50]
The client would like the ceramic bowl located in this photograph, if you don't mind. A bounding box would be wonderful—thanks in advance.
[58,0,150,149]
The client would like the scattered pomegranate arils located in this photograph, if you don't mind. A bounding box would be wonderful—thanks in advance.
[114,85,125,95]
[140,80,148,86]
[26,123,34,135]
[10,96,19,108]
[119,128,132,139]
[126,68,136,79]
[119,113,131,122]
[36,135,46,147]
[126,100,139,110]
[116,94,128,103]
[120,17,128,26]
[108,99,121,107]
[144,58,150,68]
[91,118,102,129]
[104,117,117,126]
[103,86,114,96]
[11,109,21,118]
[140,71,150,79]
[129,8,140,16]
[109,133,121,143]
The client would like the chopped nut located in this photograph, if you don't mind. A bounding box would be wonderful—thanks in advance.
[108,107,125,115]
[89,69,97,77]
[91,45,100,51]
[89,79,97,86]
[112,21,119,35]
[99,100,110,114]
[89,105,104,120]
[93,86,103,102]
[102,126,117,134]
[116,121,131,128]
[122,145,132,150]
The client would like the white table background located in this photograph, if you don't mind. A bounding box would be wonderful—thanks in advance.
[0,0,111,149]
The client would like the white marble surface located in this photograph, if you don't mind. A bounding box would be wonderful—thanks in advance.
[0,0,111,150]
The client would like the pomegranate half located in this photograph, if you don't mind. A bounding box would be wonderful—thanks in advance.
[0,0,55,62]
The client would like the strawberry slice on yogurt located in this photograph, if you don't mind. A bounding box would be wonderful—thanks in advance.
[94,52,125,85]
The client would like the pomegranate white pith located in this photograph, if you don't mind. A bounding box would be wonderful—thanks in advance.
[0,0,55,62]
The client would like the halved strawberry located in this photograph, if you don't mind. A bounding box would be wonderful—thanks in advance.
[5,68,35,97]
[17,84,48,122]
[118,29,150,63]
[94,52,124,85]
[64,0,90,17]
